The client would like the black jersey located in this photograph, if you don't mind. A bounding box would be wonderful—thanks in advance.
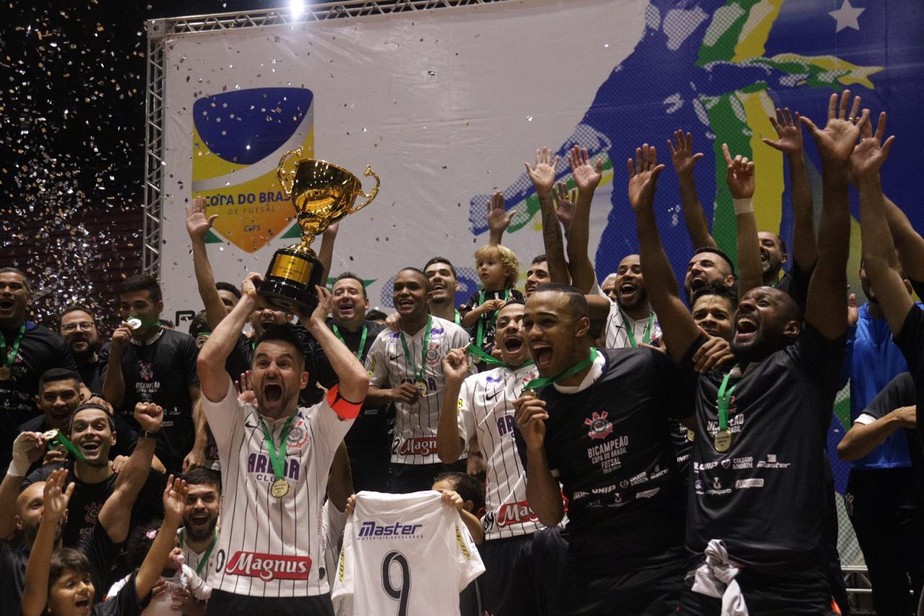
[99,329,199,473]
[681,325,843,571]
[538,348,692,573]
[0,322,76,471]
[895,306,924,447]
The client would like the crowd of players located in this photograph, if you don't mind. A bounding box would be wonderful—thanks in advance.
[1,88,923,615]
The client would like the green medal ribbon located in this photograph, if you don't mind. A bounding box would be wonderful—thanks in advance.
[465,343,534,370]
[259,413,297,483]
[44,429,88,463]
[621,311,654,348]
[716,367,740,431]
[454,310,462,326]
[400,316,432,382]
[179,528,218,577]
[475,290,509,349]
[332,323,368,361]
[524,348,599,391]
[0,323,25,370]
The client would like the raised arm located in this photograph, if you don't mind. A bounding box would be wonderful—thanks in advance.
[853,112,907,333]
[297,286,368,404]
[883,196,924,284]
[486,192,513,246]
[317,221,339,280]
[103,403,163,544]
[525,148,570,284]
[0,433,44,539]
[668,130,716,250]
[437,348,468,464]
[101,324,132,408]
[722,143,762,299]
[763,108,817,272]
[630,144,700,362]
[21,468,74,616]
[565,146,604,293]
[513,395,563,526]
[799,90,864,340]
[198,274,259,403]
[134,477,187,604]
[186,197,228,331]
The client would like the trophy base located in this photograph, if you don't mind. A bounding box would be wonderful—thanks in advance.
[259,247,325,315]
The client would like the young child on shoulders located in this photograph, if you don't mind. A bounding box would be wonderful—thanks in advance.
[460,244,523,365]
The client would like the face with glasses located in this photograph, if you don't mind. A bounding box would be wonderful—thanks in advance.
[59,310,100,361]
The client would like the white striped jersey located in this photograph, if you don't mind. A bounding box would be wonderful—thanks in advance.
[179,528,219,585]
[603,301,661,350]
[366,317,471,464]
[200,381,354,597]
[331,491,485,616]
[456,363,546,541]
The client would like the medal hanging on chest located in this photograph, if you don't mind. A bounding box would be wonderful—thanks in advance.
[0,324,25,381]
[261,413,297,499]
[714,368,739,453]
[401,317,432,398]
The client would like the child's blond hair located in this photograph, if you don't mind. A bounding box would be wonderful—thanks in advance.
[474,244,520,290]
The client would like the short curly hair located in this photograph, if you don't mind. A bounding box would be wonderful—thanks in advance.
[474,244,520,290]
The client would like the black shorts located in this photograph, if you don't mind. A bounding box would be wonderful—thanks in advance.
[480,527,567,616]
[556,550,685,615]
[205,590,333,616]
[679,565,833,616]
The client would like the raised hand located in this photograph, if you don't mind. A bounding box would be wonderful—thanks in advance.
[42,468,74,523]
[627,144,666,210]
[850,111,895,179]
[486,192,514,237]
[514,393,548,450]
[722,144,756,200]
[133,402,164,433]
[524,147,559,197]
[667,130,704,176]
[185,196,218,240]
[552,181,575,231]
[800,90,869,164]
[567,146,603,193]
[442,347,470,383]
[162,475,189,526]
[762,107,804,156]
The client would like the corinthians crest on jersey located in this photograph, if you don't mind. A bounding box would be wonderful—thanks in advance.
[584,411,613,440]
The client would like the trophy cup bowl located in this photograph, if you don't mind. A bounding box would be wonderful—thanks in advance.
[259,150,380,314]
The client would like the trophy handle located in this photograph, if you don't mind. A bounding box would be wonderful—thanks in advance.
[277,147,303,197]
[348,166,381,214]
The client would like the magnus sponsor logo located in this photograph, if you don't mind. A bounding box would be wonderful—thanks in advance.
[496,500,539,527]
[359,521,424,539]
[398,436,438,457]
[225,551,311,581]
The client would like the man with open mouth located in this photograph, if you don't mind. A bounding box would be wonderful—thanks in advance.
[197,272,367,616]
[515,282,693,615]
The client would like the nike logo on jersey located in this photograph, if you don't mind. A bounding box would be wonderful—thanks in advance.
[485,389,503,401]
[389,354,403,361]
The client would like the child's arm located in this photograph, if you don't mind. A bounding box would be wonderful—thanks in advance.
[440,490,485,545]
[460,299,501,328]
[134,476,188,603]
[21,468,74,616]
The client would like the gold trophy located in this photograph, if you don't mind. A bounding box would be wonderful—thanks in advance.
[260,148,380,313]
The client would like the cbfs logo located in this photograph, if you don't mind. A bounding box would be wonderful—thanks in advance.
[192,87,314,253]
[584,411,613,440]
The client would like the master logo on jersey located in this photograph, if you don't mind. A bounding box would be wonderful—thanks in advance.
[191,87,314,253]
[358,520,424,540]
[584,411,613,440]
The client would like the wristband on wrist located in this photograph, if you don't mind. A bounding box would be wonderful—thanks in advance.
[7,457,29,478]
[141,430,160,440]
[733,197,754,215]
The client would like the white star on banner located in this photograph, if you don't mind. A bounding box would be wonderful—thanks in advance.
[829,0,865,33]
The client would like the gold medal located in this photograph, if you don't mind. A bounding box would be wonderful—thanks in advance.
[0,366,10,381]
[414,380,429,397]
[42,429,60,443]
[686,429,695,442]
[714,429,732,453]
[271,478,290,498]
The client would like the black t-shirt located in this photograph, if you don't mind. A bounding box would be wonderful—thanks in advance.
[775,261,812,317]
[536,348,692,574]
[681,325,844,571]
[78,357,103,394]
[860,371,924,489]
[94,570,147,616]
[22,462,166,549]
[0,540,28,610]
[895,306,924,446]
[99,329,199,473]
[0,322,77,472]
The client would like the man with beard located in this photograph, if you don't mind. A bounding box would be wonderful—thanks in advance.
[197,272,367,616]
[601,254,662,350]
[424,257,463,325]
[633,90,858,613]
[308,273,390,492]
[0,267,77,474]
[366,268,471,493]
[514,284,692,614]
[438,301,565,616]
[58,305,103,393]
[179,466,221,585]
[524,256,552,299]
